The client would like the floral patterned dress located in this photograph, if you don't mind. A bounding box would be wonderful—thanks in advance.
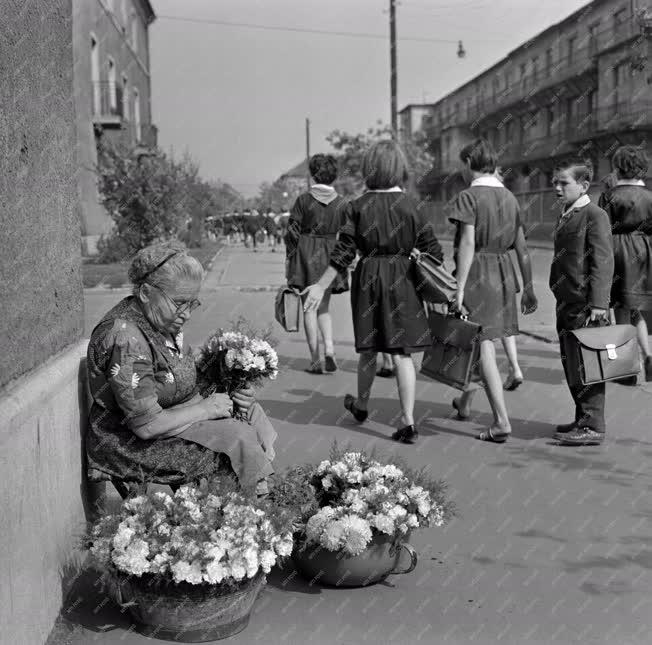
[86,297,276,487]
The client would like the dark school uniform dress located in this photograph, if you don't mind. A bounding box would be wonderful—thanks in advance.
[449,184,522,341]
[598,184,652,311]
[549,200,614,433]
[285,192,350,293]
[328,191,443,354]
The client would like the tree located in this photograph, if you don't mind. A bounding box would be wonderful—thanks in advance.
[326,122,434,198]
[255,177,304,212]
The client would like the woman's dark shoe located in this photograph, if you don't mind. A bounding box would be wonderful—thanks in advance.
[324,355,338,372]
[392,425,419,444]
[555,421,577,434]
[503,374,524,391]
[304,363,323,375]
[645,356,652,382]
[377,367,394,378]
[555,427,604,446]
[344,394,368,423]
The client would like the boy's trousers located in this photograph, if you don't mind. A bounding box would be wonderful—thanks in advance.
[556,302,606,433]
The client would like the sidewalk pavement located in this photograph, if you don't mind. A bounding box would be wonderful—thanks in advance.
[65,243,652,645]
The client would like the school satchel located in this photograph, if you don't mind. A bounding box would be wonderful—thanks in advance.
[274,286,301,332]
[566,323,639,386]
[421,310,482,390]
[412,249,458,305]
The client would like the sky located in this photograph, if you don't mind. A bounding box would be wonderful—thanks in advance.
[149,0,590,197]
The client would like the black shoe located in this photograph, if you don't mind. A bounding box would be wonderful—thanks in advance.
[555,426,604,446]
[324,355,338,372]
[377,367,394,378]
[555,421,577,434]
[392,425,419,444]
[344,394,368,422]
[645,356,652,382]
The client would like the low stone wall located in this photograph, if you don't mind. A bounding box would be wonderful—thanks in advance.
[0,340,89,645]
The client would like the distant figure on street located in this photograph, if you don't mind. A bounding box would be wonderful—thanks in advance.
[550,158,613,446]
[263,209,278,251]
[449,139,537,443]
[285,154,349,373]
[243,209,262,251]
[303,141,443,445]
[599,145,652,383]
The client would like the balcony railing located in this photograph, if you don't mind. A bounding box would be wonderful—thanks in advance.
[91,81,124,124]
[426,18,641,133]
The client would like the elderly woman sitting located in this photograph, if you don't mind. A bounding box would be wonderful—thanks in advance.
[86,242,276,494]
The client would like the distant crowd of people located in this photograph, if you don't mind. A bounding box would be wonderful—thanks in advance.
[206,209,289,252]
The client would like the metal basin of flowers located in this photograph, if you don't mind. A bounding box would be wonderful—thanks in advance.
[116,572,266,642]
[293,532,417,587]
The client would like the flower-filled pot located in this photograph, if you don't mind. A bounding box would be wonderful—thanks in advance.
[293,532,417,587]
[116,572,266,642]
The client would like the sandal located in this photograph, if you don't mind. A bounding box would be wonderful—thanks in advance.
[503,375,523,391]
[344,394,368,423]
[477,428,510,443]
[452,398,470,420]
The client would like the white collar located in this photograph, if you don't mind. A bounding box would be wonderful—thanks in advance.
[616,179,645,187]
[367,186,403,193]
[311,183,335,191]
[560,194,590,219]
[471,176,503,188]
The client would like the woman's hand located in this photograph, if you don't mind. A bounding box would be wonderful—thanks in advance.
[301,284,325,313]
[201,393,233,420]
[589,307,608,323]
[521,288,538,315]
[231,387,255,412]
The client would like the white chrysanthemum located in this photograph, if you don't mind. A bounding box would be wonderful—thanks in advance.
[406,514,419,529]
[321,475,333,490]
[204,560,229,584]
[330,462,348,478]
[131,373,140,388]
[230,560,246,581]
[320,521,346,551]
[171,560,203,585]
[388,505,407,520]
[316,460,331,474]
[339,515,372,555]
[112,538,150,576]
[165,372,174,383]
[260,550,276,573]
[346,469,363,484]
[381,465,404,479]
[112,524,135,550]
[225,349,236,368]
[306,507,337,542]
[372,514,395,535]
[109,363,120,377]
[276,536,293,557]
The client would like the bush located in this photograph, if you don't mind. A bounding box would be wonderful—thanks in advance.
[95,233,131,264]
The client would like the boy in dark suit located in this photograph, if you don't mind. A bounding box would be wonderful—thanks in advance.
[550,159,614,446]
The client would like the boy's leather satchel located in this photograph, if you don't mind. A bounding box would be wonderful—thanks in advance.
[421,310,482,390]
[567,323,639,386]
[274,286,301,332]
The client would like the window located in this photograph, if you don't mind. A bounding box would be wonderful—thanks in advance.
[131,12,138,51]
[588,90,596,113]
[505,69,511,88]
[520,62,527,89]
[90,35,100,115]
[614,7,627,27]
[588,21,600,53]
[568,36,576,63]
[121,74,129,119]
[566,97,576,123]
[531,56,539,85]
[546,106,555,134]
[133,87,141,142]
[493,76,499,101]
[545,48,553,75]
[107,58,117,112]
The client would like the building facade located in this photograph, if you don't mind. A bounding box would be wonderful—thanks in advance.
[73,0,156,254]
[408,0,652,238]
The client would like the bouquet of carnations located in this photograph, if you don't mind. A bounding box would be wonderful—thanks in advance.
[269,445,454,557]
[88,478,294,588]
[195,330,278,401]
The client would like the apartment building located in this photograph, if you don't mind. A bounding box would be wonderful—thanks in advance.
[404,0,652,238]
[73,0,157,254]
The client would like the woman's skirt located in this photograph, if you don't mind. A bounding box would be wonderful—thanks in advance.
[611,233,652,311]
[286,235,349,293]
[350,255,430,354]
[87,403,276,488]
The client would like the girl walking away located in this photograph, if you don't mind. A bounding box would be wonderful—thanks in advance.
[450,139,538,443]
[599,145,652,382]
[551,159,613,446]
[303,140,443,444]
[285,154,350,374]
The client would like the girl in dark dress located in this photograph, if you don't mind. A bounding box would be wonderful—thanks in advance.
[303,140,443,444]
[599,145,652,381]
[449,139,538,442]
[286,154,350,374]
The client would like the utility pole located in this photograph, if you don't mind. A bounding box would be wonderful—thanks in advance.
[389,0,397,137]
[305,117,311,189]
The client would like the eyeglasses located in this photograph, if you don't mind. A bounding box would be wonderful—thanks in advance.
[150,284,201,316]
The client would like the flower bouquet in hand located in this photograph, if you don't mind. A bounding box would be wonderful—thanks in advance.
[195,330,278,420]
